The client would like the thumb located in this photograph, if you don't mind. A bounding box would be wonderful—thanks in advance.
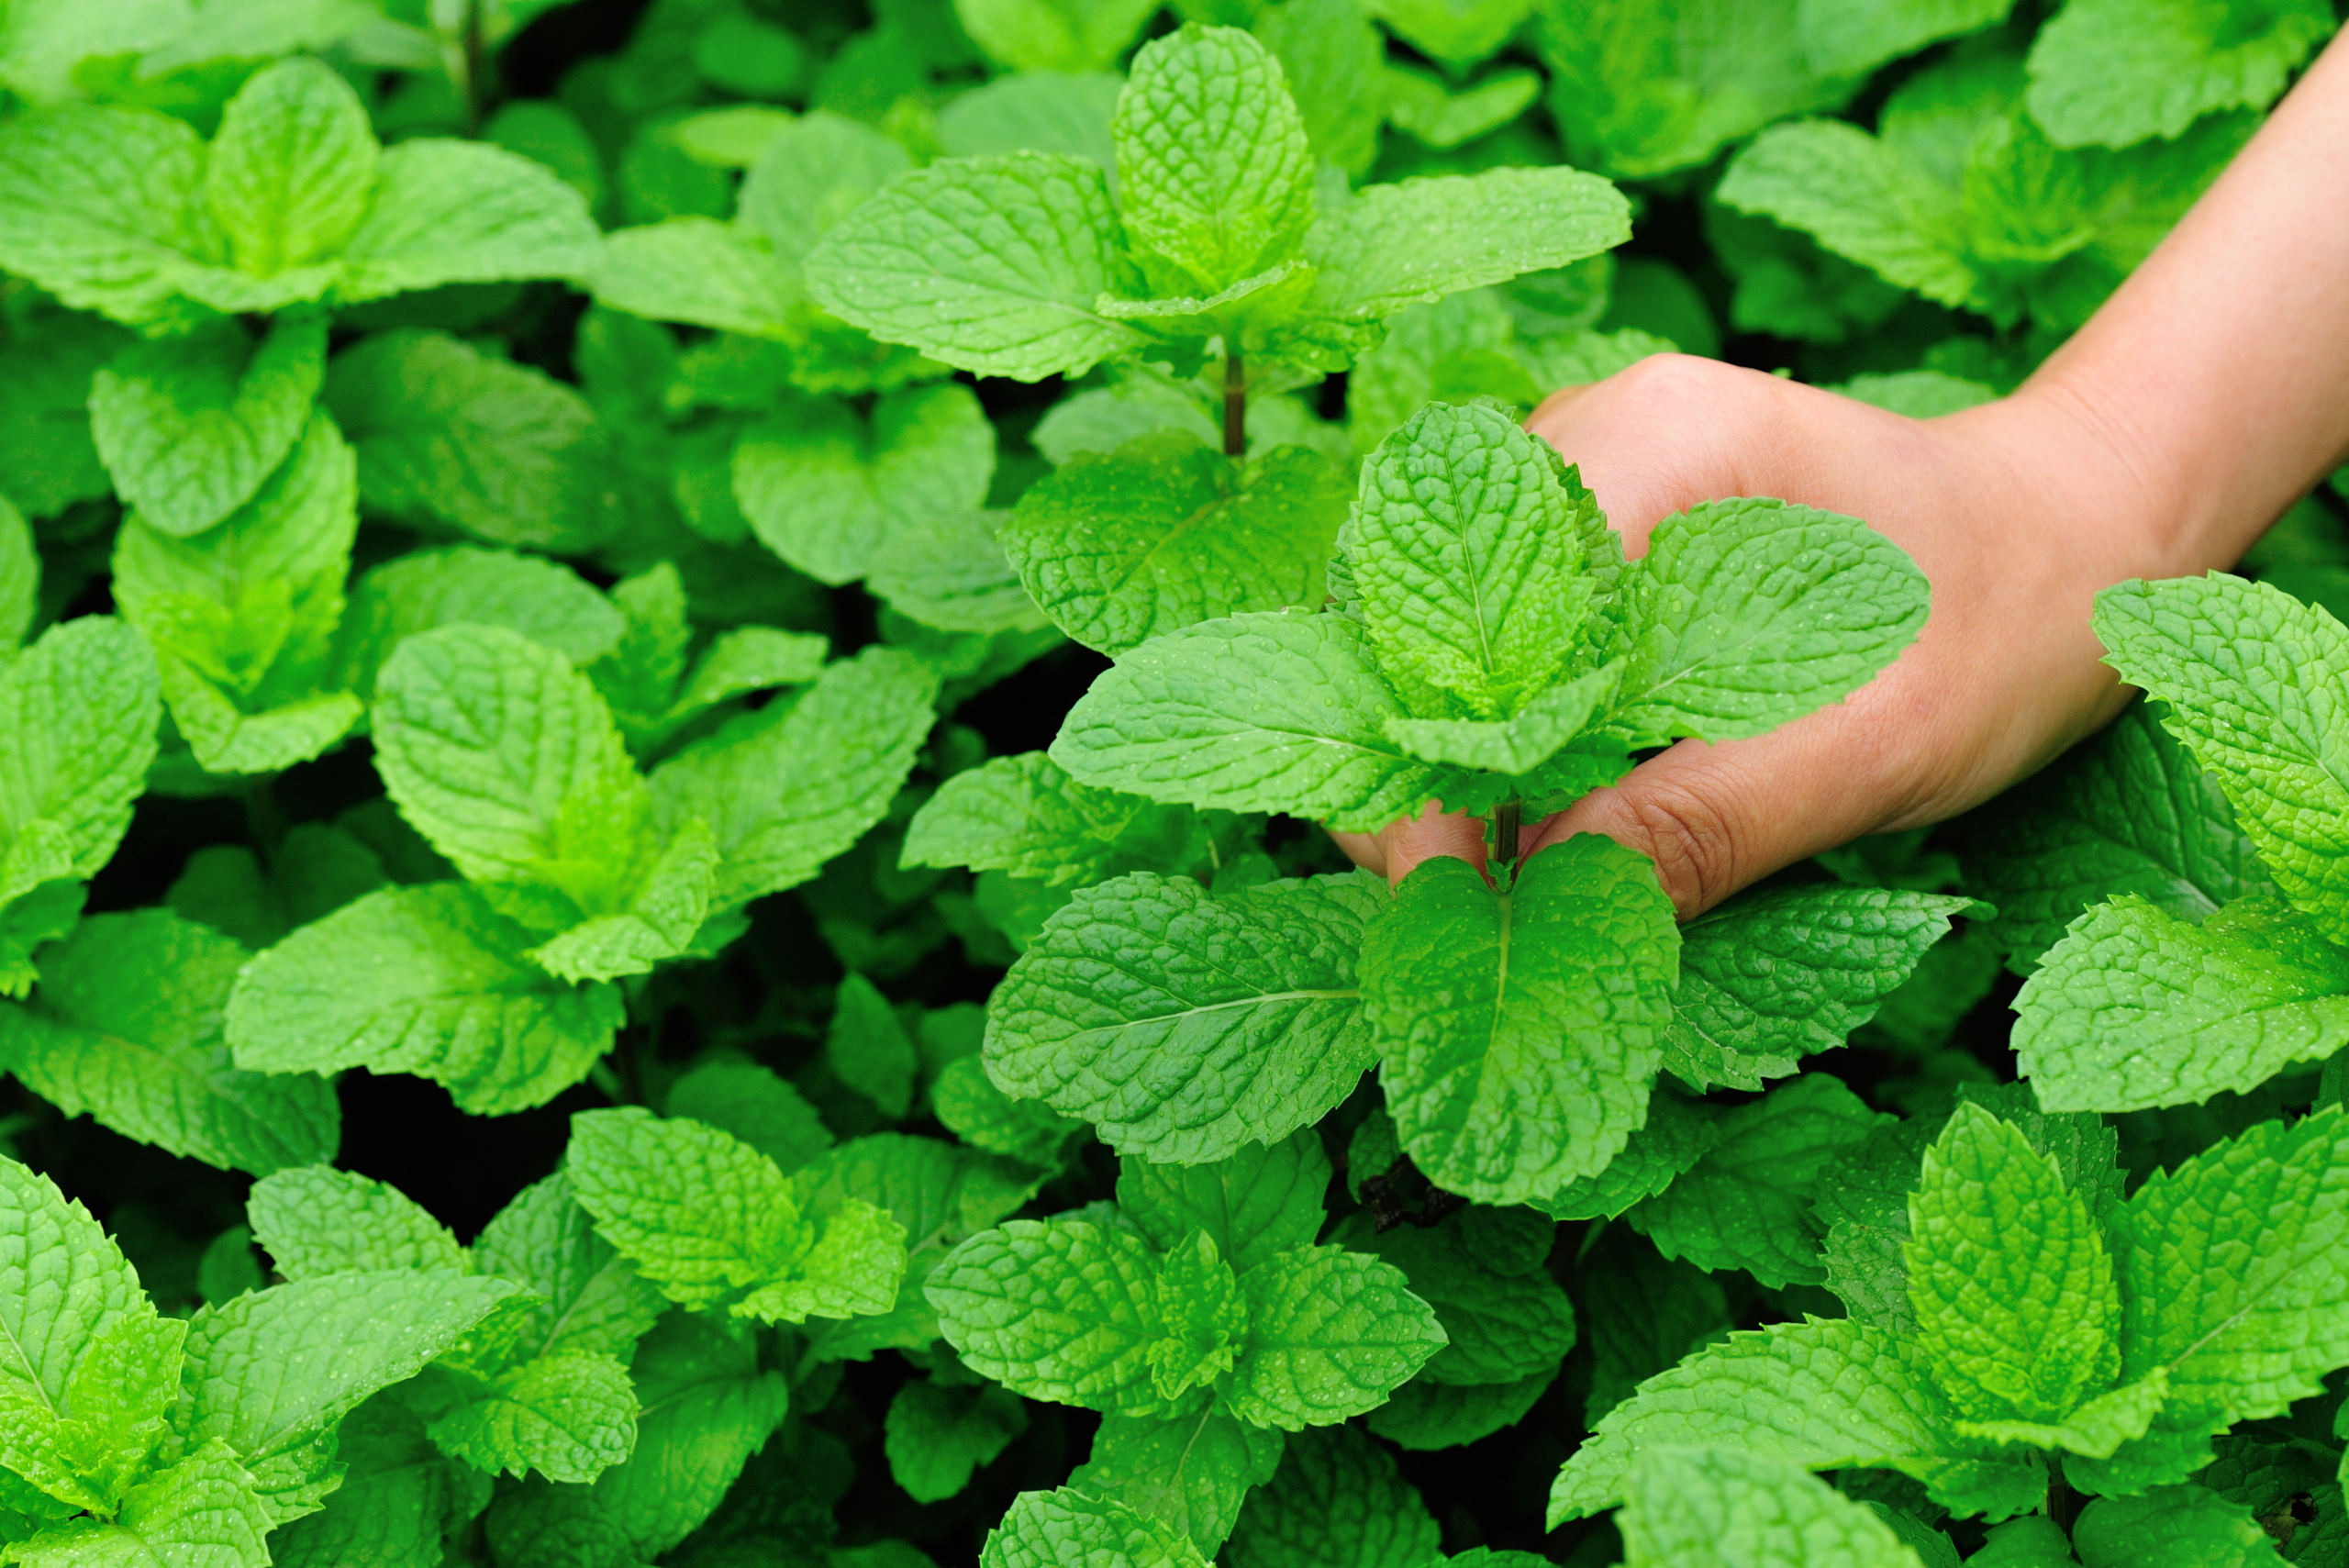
[1325,800,1490,886]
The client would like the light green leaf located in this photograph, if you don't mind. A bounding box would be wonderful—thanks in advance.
[1798,0,2013,79]
[1118,1131,1332,1275]
[827,973,917,1119]
[335,545,628,700]
[806,152,1143,381]
[1073,1406,1281,1555]
[1547,1316,1950,1526]
[1367,1368,1553,1451]
[1222,1421,1438,1568]
[650,646,941,909]
[732,383,996,586]
[868,509,1051,636]
[1620,1444,1931,1568]
[592,217,799,338]
[2014,893,2349,1112]
[225,884,625,1118]
[336,139,600,303]
[1306,166,1631,322]
[323,329,627,555]
[1535,1089,1725,1222]
[664,1063,832,1175]
[1667,884,1978,1092]
[267,1396,482,1568]
[2025,0,2332,150]
[9,1440,273,1568]
[473,1173,668,1362]
[901,751,1170,886]
[936,72,1122,173]
[589,1312,788,1557]
[955,0,1160,72]
[929,1216,1164,1411]
[1364,840,1678,1206]
[1718,120,1976,308]
[1001,431,1346,656]
[885,1374,1030,1505]
[0,497,32,648]
[0,909,338,1176]
[204,57,376,279]
[245,1165,463,1279]
[89,313,325,542]
[1344,1208,1572,1386]
[1906,1105,2119,1424]
[1226,1245,1445,1429]
[1611,496,1930,745]
[179,1269,517,1519]
[427,1350,639,1485]
[985,871,1384,1163]
[1384,63,1542,149]
[2072,1485,2277,1567]
[980,1486,1210,1568]
[737,109,911,266]
[0,106,211,328]
[1050,611,1439,832]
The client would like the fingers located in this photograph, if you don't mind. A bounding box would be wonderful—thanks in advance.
[1325,802,1489,887]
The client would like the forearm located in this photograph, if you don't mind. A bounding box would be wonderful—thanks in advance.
[2013,28,2349,576]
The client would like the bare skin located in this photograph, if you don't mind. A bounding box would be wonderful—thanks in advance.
[1333,30,2349,916]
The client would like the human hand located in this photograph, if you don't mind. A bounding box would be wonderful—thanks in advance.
[1329,351,2190,915]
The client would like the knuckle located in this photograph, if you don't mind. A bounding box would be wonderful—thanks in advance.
[1612,774,1748,917]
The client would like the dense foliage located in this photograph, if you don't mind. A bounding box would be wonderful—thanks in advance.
[4,1,2348,1566]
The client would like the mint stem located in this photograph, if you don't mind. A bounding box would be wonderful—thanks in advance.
[1495,799,1521,866]
[1222,349,1245,458]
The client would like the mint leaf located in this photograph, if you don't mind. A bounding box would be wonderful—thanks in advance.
[268,1397,482,1568]
[1965,700,2273,973]
[1225,1245,1446,1429]
[885,1374,1028,1504]
[665,1062,833,1175]
[1222,1422,1439,1568]
[324,329,627,555]
[1342,1207,1574,1386]
[1000,432,1346,656]
[335,139,598,303]
[472,1173,667,1362]
[1087,1412,1284,1555]
[985,871,1382,1163]
[1253,0,1384,177]
[589,1312,787,1557]
[1907,1104,2120,1424]
[1667,884,1979,1092]
[225,884,625,1117]
[2025,0,2332,150]
[956,0,1160,72]
[10,1440,272,1568]
[935,71,1122,172]
[1627,1073,1886,1287]
[246,1165,464,1279]
[806,153,1143,381]
[1798,0,2012,79]
[336,545,628,700]
[869,508,1052,637]
[1548,1317,1949,1524]
[1620,1445,1932,1568]
[2071,1485,2275,1566]
[929,1216,1164,1411]
[204,58,375,281]
[1719,119,1976,309]
[901,752,1179,887]
[1535,1089,1726,1223]
[1051,611,1438,832]
[980,1486,1210,1568]
[0,106,212,328]
[1349,402,1593,717]
[1364,839,1679,1206]
[2014,893,2349,1112]
[1117,1131,1332,1274]
[1155,1240,1253,1402]
[425,1350,639,1485]
[1366,0,1533,66]
[1115,27,1315,296]
[738,110,915,265]
[1306,166,1631,321]
[0,498,32,648]
[1367,1370,1554,1451]
[1582,1227,1731,1423]
[1,909,337,1176]
[594,217,799,339]
[1612,496,1930,746]
[89,312,324,540]
[1380,669,1621,775]
[828,972,918,1119]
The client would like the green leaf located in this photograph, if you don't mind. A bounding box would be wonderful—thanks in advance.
[806,153,1143,381]
[796,1132,1039,1262]
[335,545,628,701]
[89,312,324,542]
[1364,840,1679,1206]
[1115,26,1314,295]
[335,139,599,304]
[324,329,627,555]
[650,646,940,909]
[472,1173,667,1362]
[590,1312,787,1557]
[1547,1317,1951,1525]
[268,1396,484,1568]
[1117,1131,1332,1275]
[1612,496,1930,746]
[1001,432,1346,657]
[933,1054,1087,1168]
[0,106,212,328]
[0,497,32,648]
[247,1165,462,1280]
[885,1375,1029,1504]
[2025,0,2332,150]
[1906,1105,2120,1425]
[929,1215,1165,1411]
[1581,1227,1731,1424]
[1222,1422,1438,1568]
[1349,402,1594,717]
[1149,1230,1250,1399]
[828,972,918,1119]
[901,752,1176,887]
[1620,1444,1932,1568]
[204,57,375,279]
[566,1106,907,1325]
[1306,167,1631,323]
[1051,611,1438,832]
[1225,1245,1446,1429]
[225,884,625,1118]
[2014,892,2349,1113]
[869,509,1050,636]
[594,217,799,339]
[2071,1485,2278,1568]
[1628,1073,1885,1287]
[737,110,913,266]
[1533,1087,1724,1222]
[426,1350,639,1485]
[1343,1208,1572,1385]
[936,71,1122,172]
[9,1440,273,1568]
[179,1269,517,1519]
[732,384,995,586]
[1365,0,1531,65]
[956,0,1160,72]
[0,909,337,1176]
[1365,1369,1553,1451]
[1966,700,2274,973]
[1718,120,1976,308]
[980,1486,1211,1568]
[1077,1409,1281,1553]
[665,1062,833,1175]
[1384,64,1542,149]
[0,614,157,911]
[1798,0,2013,79]
[1667,884,1979,1092]
[1252,0,1384,177]
[985,871,1383,1163]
